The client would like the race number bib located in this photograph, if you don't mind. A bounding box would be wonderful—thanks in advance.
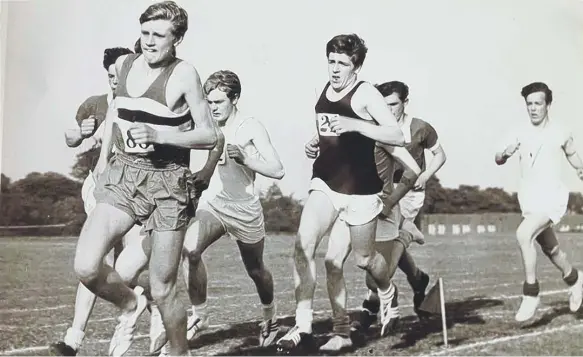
[114,119,154,154]
[317,113,339,137]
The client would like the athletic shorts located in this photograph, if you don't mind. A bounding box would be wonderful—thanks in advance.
[198,196,265,245]
[376,204,401,242]
[518,184,568,224]
[94,154,193,233]
[399,189,425,220]
[309,178,383,225]
[81,171,98,214]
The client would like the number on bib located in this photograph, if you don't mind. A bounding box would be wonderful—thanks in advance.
[113,120,154,154]
[317,113,339,137]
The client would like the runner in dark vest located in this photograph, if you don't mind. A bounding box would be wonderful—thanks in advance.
[277,33,418,354]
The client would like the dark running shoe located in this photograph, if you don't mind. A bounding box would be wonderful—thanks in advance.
[48,342,77,356]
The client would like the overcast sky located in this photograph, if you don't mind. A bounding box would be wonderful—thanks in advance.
[2,0,583,198]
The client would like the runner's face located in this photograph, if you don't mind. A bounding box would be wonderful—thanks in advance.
[140,20,178,65]
[525,91,549,125]
[383,93,407,120]
[107,64,118,93]
[206,89,237,123]
[327,52,357,91]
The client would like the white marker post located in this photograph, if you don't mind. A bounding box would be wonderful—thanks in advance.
[439,277,448,348]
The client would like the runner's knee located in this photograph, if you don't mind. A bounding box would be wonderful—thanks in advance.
[74,255,100,284]
[150,280,175,303]
[516,224,535,245]
[354,251,375,270]
[324,256,344,277]
[246,265,266,282]
[395,232,412,249]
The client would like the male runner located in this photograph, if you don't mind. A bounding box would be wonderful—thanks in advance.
[320,135,423,352]
[176,70,284,348]
[276,33,412,354]
[51,46,149,356]
[357,81,447,328]
[496,82,583,322]
[74,2,218,356]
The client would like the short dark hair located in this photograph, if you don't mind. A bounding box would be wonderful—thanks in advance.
[375,81,409,101]
[326,34,368,68]
[139,1,188,39]
[521,82,553,104]
[203,70,242,100]
[103,47,133,70]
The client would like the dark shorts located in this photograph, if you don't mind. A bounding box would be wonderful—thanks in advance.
[94,154,196,233]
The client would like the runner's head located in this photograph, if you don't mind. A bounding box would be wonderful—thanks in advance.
[326,34,367,91]
[139,1,187,65]
[203,70,241,124]
[103,47,133,92]
[375,81,409,120]
[521,82,552,125]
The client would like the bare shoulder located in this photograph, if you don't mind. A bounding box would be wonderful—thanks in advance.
[355,81,377,96]
[173,61,202,85]
[352,81,382,104]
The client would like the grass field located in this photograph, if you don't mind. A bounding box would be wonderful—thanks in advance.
[2,232,583,356]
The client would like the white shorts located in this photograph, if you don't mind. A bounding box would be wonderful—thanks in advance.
[309,178,383,226]
[201,195,266,245]
[81,171,98,214]
[399,189,425,220]
[518,184,568,224]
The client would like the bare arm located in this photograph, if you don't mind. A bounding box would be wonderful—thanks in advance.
[495,136,520,166]
[94,56,127,176]
[200,129,225,173]
[242,120,285,179]
[425,144,447,177]
[353,83,405,146]
[377,145,420,213]
[563,135,583,171]
[93,100,116,177]
[65,128,84,148]
[378,144,421,175]
[156,64,217,150]
[65,99,93,147]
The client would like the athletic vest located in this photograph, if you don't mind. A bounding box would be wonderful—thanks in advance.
[312,81,383,195]
[113,54,194,167]
[214,114,259,201]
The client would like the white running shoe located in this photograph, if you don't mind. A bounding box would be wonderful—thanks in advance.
[259,318,279,347]
[149,304,167,354]
[108,287,148,356]
[186,313,209,341]
[515,295,540,322]
[568,270,583,312]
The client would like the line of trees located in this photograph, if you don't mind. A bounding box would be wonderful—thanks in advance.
[2,148,583,236]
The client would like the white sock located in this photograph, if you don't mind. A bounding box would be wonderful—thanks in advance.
[263,301,276,321]
[295,308,313,334]
[64,327,85,351]
[378,283,395,302]
[193,302,207,318]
